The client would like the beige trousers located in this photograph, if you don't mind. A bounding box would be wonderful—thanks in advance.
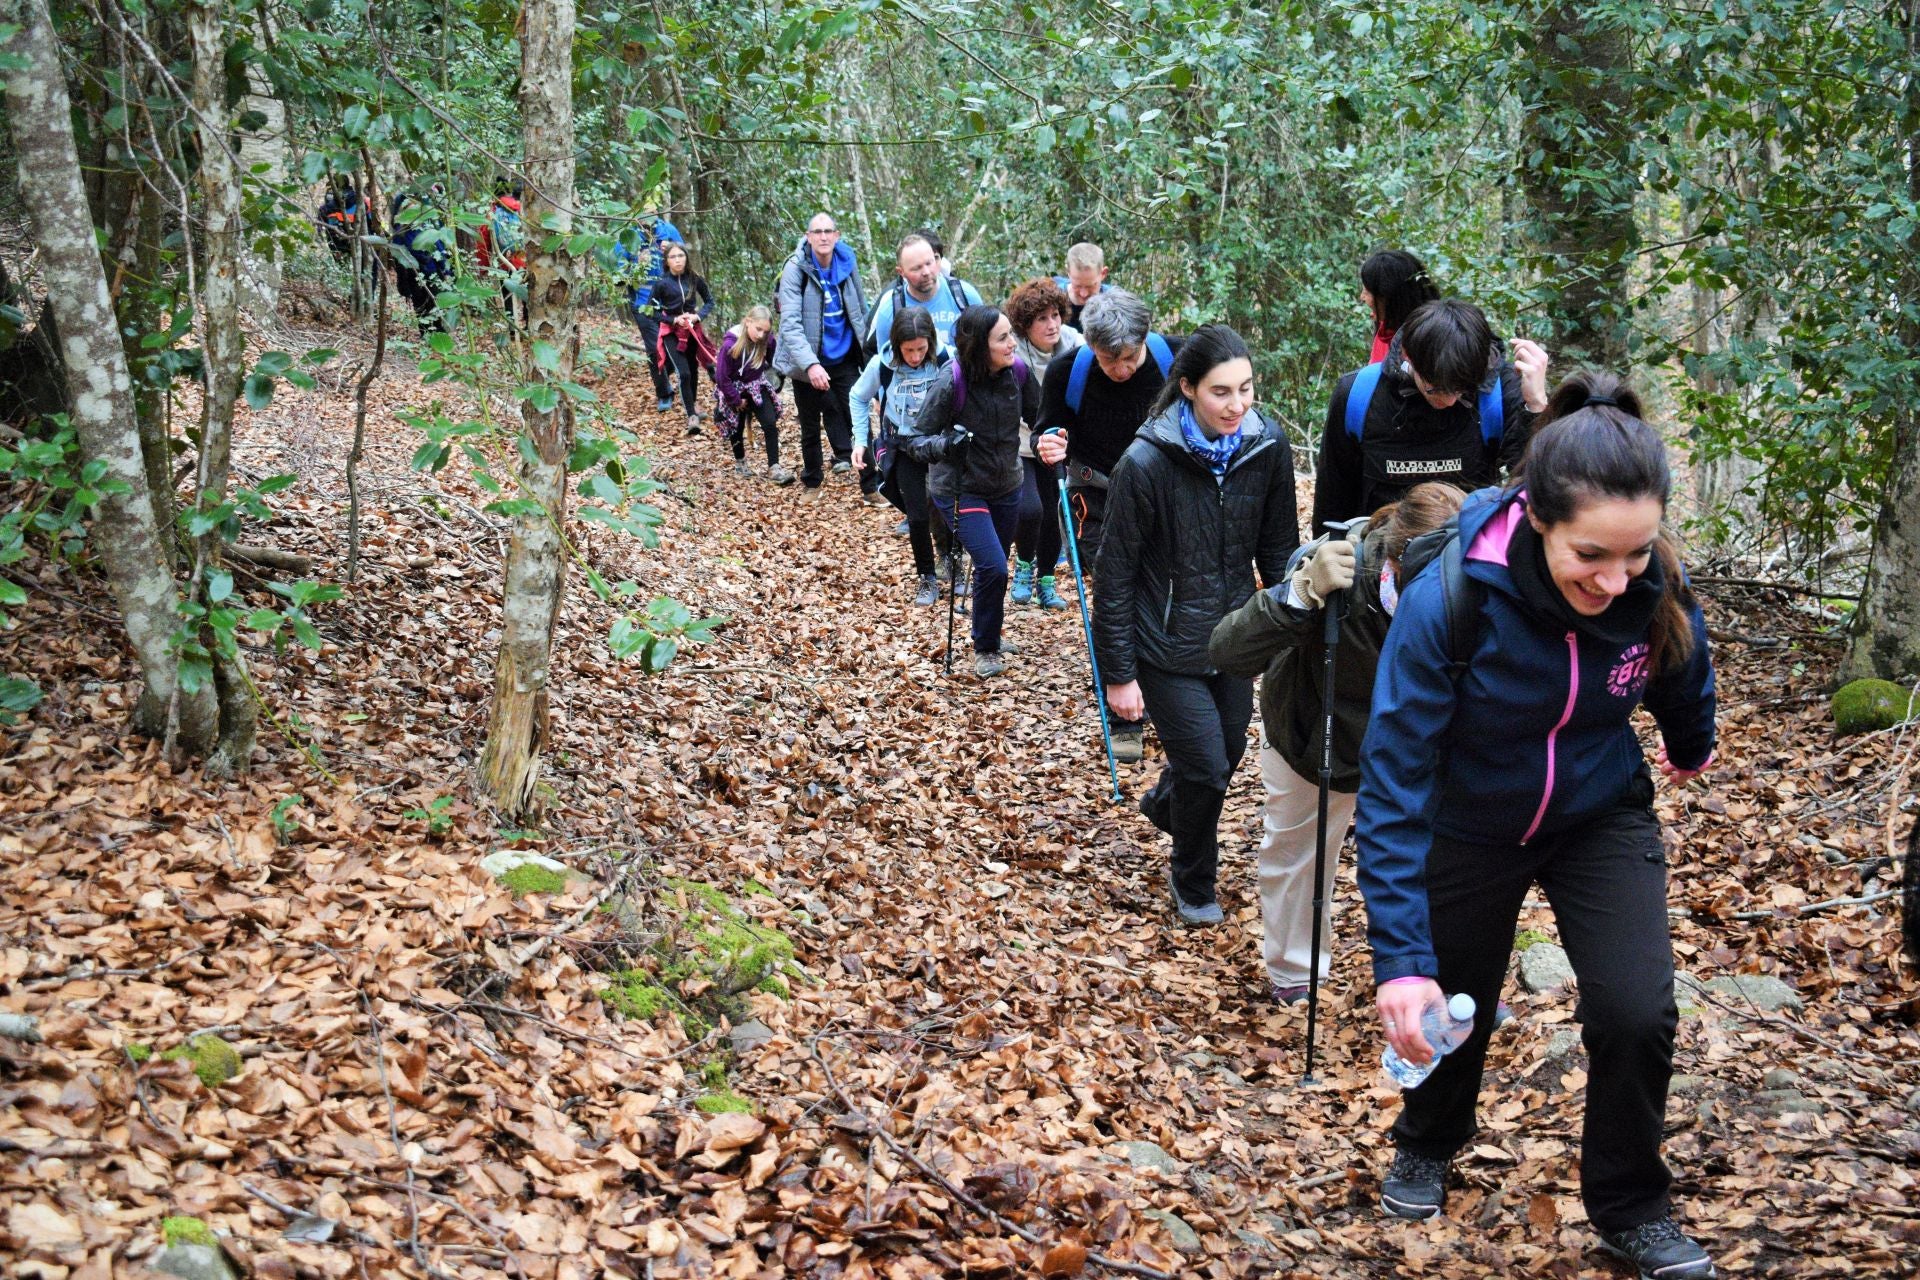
[1258,744,1358,987]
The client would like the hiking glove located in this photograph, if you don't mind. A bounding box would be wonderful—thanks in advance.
[1293,540,1356,609]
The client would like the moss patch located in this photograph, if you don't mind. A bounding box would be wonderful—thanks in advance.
[161,1034,241,1087]
[600,969,670,1020]
[1513,929,1554,952]
[598,879,800,1041]
[694,1059,755,1114]
[1832,679,1918,735]
[162,1216,217,1247]
[125,1042,153,1063]
[498,864,573,896]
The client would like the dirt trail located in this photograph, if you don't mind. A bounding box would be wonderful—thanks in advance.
[0,320,1913,1278]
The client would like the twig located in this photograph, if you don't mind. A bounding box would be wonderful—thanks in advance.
[268,1156,526,1280]
[1690,575,1859,601]
[810,1038,1173,1280]
[1729,889,1899,921]
[409,996,715,1064]
[1683,982,1891,1065]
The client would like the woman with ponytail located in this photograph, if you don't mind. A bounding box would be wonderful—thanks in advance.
[1356,372,1718,1280]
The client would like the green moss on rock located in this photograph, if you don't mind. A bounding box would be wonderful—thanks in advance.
[161,1035,241,1087]
[162,1216,217,1247]
[601,970,670,1020]
[126,1042,153,1063]
[1832,679,1918,735]
[498,864,572,896]
[1513,929,1554,952]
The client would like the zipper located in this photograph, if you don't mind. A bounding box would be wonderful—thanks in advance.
[1521,630,1580,845]
[1162,580,1174,628]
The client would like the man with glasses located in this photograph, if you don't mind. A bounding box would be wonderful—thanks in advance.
[775,213,873,495]
[1312,298,1550,537]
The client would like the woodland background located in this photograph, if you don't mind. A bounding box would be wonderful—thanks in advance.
[0,1,1917,1278]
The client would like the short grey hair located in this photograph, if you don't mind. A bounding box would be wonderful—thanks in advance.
[1079,289,1150,354]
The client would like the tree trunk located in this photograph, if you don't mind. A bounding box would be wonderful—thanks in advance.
[187,0,257,775]
[480,0,577,818]
[1517,6,1637,366]
[1,0,218,749]
[236,13,288,317]
[1841,0,1920,682]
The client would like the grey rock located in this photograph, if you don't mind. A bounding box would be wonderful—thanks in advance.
[154,1245,239,1280]
[1111,1140,1180,1174]
[1519,943,1575,994]
[1669,1074,1710,1097]
[1762,1067,1802,1089]
[1702,973,1802,1013]
[1757,1088,1823,1116]
[1234,1227,1279,1255]
[1144,1209,1202,1253]
[1257,1212,1295,1236]
[1182,1052,1214,1069]
[1215,1066,1248,1089]
[728,1019,775,1054]
[1546,1029,1583,1060]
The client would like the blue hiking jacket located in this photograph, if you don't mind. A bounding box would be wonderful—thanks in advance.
[1356,486,1716,983]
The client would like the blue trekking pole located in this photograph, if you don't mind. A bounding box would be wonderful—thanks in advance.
[1053,453,1123,803]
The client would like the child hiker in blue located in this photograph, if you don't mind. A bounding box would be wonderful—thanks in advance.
[851,308,949,605]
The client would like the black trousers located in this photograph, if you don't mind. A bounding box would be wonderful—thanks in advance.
[633,306,673,399]
[1392,780,1679,1234]
[1134,664,1254,906]
[394,265,446,332]
[663,338,703,414]
[728,395,781,465]
[793,355,862,489]
[892,454,938,579]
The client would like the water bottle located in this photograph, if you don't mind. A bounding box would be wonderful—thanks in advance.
[1382,993,1478,1089]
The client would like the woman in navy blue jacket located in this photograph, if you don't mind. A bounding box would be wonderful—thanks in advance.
[1357,373,1717,1280]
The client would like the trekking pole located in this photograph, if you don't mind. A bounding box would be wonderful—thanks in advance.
[1303,521,1358,1082]
[1056,464,1123,802]
[942,431,970,676]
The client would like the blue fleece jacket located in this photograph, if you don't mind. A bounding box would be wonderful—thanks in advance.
[1356,486,1716,984]
[849,352,948,451]
[812,242,859,364]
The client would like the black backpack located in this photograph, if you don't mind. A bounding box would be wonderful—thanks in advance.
[1395,517,1485,679]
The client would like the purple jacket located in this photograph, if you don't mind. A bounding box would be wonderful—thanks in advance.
[715,331,777,407]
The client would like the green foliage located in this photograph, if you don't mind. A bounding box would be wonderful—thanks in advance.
[270,793,305,842]
[1513,928,1554,953]
[0,418,125,587]
[405,794,456,835]
[125,1042,153,1063]
[497,863,572,895]
[1831,679,1919,735]
[160,1034,242,1088]
[161,1216,217,1248]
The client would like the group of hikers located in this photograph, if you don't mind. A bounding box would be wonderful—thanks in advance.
[317,182,1721,1280]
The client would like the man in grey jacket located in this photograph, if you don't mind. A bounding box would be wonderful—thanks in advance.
[775,213,873,494]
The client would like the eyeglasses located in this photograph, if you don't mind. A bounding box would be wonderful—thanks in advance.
[808,226,839,236]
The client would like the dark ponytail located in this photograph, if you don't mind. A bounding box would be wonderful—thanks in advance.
[1148,323,1251,418]
[1516,371,1695,675]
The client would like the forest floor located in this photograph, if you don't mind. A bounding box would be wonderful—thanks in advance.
[1,301,1917,1280]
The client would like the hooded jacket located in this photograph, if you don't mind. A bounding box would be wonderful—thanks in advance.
[1356,487,1717,984]
[1208,517,1392,792]
[1311,331,1534,535]
[1093,406,1299,683]
[901,361,1039,500]
[774,239,870,377]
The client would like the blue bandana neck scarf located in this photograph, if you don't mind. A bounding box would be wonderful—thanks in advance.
[1178,401,1240,481]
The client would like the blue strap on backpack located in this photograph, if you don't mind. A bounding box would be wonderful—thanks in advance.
[1342,360,1505,445]
[1063,332,1173,414]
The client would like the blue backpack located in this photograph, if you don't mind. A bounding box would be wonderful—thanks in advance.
[1342,360,1505,446]
[1062,332,1174,413]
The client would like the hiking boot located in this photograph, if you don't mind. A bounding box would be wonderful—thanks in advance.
[831,459,852,474]
[913,575,940,607]
[1170,883,1223,928]
[800,484,824,500]
[768,463,796,486]
[732,458,752,477]
[1598,1218,1716,1279]
[685,411,703,437]
[1138,786,1172,835]
[1380,1149,1450,1221]
[892,519,910,538]
[1010,559,1036,605]
[1269,981,1311,1007]
[974,650,1006,679]
[1036,575,1070,609]
[655,396,674,413]
[861,491,884,507]
[1112,726,1145,764]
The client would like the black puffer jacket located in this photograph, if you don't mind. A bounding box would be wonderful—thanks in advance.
[901,362,1038,500]
[1094,407,1299,683]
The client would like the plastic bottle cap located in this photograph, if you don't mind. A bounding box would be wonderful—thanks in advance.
[1447,993,1477,1021]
